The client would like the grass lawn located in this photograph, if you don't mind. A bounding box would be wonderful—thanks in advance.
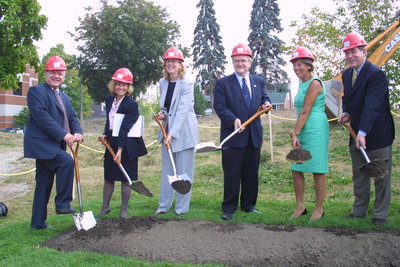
[0,110,399,266]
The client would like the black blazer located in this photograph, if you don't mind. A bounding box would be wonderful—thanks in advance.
[214,73,270,148]
[104,95,147,160]
[342,60,394,151]
[24,83,82,159]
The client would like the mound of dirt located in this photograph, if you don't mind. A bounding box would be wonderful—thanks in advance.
[43,216,400,266]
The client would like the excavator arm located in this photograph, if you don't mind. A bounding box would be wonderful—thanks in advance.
[325,18,400,119]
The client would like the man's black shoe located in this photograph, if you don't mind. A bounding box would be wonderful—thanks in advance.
[56,207,76,214]
[221,212,233,220]
[32,223,54,230]
[244,208,260,214]
[372,218,386,226]
[345,213,365,219]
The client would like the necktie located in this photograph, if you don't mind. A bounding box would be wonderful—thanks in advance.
[242,78,251,108]
[352,69,358,87]
[54,89,70,133]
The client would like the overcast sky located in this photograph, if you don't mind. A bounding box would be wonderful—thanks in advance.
[35,0,336,88]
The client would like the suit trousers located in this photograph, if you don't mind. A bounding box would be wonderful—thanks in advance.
[350,142,392,219]
[221,145,261,214]
[157,147,195,214]
[31,148,74,228]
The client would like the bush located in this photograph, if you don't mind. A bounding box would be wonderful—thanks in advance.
[14,107,30,126]
[194,85,207,115]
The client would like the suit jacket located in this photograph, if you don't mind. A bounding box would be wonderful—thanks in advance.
[157,77,198,152]
[214,73,270,148]
[342,60,394,151]
[24,83,82,159]
[104,95,147,160]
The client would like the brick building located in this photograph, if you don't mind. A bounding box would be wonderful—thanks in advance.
[0,65,38,129]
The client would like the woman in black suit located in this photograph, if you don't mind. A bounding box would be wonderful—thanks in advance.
[98,68,147,219]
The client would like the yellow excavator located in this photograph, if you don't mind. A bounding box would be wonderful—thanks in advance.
[325,16,400,119]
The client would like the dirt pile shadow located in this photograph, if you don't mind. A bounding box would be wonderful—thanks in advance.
[43,216,400,266]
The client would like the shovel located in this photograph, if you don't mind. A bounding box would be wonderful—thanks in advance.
[154,114,192,195]
[195,105,272,153]
[69,143,97,231]
[286,147,312,164]
[98,137,153,197]
[341,122,388,178]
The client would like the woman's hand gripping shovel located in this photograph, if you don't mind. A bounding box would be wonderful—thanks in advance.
[341,121,388,178]
[154,114,192,195]
[195,105,272,153]
[98,137,153,197]
[69,142,97,231]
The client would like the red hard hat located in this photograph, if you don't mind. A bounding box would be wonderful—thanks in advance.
[45,56,67,71]
[112,68,134,84]
[163,47,185,62]
[342,32,367,51]
[290,47,315,63]
[231,43,253,58]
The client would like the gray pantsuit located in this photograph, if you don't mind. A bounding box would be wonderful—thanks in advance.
[350,142,392,219]
[158,147,195,214]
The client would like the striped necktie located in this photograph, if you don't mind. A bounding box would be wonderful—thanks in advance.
[352,69,358,87]
[54,89,70,133]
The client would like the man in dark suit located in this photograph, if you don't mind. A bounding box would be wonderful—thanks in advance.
[24,56,83,229]
[338,33,394,226]
[214,43,271,220]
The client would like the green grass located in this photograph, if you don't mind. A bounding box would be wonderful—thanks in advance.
[0,111,399,267]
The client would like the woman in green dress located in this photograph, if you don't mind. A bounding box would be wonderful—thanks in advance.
[289,47,329,221]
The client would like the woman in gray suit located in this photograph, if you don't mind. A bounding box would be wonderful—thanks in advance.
[155,47,198,215]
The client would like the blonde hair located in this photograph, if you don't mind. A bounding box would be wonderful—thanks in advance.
[107,80,134,96]
[162,61,186,81]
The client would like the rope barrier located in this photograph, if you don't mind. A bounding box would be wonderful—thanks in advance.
[1,110,398,177]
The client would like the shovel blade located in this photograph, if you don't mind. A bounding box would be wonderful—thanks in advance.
[194,142,220,153]
[73,211,97,231]
[286,147,312,164]
[130,181,154,197]
[168,173,192,194]
[359,159,389,178]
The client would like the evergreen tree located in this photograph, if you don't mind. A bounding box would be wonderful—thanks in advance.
[248,0,289,91]
[191,0,227,110]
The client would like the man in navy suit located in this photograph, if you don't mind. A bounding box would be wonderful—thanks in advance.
[24,56,83,229]
[338,33,394,226]
[214,43,271,220]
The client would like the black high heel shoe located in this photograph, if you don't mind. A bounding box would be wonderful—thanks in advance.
[289,208,307,219]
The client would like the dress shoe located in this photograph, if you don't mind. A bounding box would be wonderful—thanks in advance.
[372,218,386,226]
[309,211,324,222]
[244,208,260,214]
[154,210,166,215]
[175,211,186,216]
[290,208,307,219]
[56,207,76,214]
[98,207,110,217]
[345,213,365,219]
[221,212,233,220]
[32,223,53,230]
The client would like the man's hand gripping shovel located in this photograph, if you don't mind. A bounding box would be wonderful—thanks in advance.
[154,114,192,195]
[98,137,153,197]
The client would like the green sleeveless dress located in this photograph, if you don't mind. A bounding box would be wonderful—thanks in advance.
[291,77,329,174]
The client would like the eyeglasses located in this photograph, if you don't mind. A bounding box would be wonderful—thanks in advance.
[233,59,249,64]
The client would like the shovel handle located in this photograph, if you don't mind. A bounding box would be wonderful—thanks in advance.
[340,121,371,163]
[241,105,272,128]
[154,114,171,149]
[69,142,81,184]
[98,137,122,165]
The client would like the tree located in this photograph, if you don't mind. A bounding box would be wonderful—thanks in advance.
[194,85,208,115]
[0,0,47,89]
[289,0,400,106]
[191,0,226,110]
[248,0,289,91]
[40,44,94,118]
[73,0,180,103]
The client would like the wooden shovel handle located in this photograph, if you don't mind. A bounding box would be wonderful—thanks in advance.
[154,114,171,149]
[241,105,272,128]
[340,121,358,141]
[69,142,81,183]
[98,137,122,165]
